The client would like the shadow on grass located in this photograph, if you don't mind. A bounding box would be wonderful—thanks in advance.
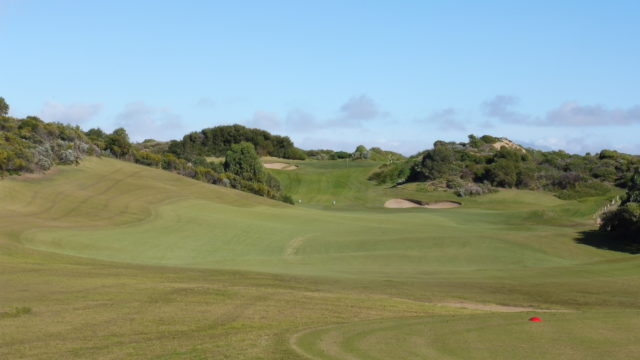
[575,230,640,254]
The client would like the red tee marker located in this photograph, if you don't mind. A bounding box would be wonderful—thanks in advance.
[529,316,542,322]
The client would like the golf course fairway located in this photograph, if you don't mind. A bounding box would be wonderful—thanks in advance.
[2,157,640,359]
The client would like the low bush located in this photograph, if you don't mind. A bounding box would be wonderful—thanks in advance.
[556,181,613,200]
[454,182,496,197]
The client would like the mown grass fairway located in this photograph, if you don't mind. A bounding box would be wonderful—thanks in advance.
[2,157,640,359]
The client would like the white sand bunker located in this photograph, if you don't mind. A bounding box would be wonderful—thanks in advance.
[263,162,298,170]
[384,199,461,209]
[437,301,572,313]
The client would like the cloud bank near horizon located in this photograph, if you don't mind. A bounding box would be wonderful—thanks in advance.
[28,93,640,156]
[482,95,640,127]
[40,101,102,125]
[114,102,184,142]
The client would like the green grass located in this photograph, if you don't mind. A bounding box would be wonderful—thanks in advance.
[293,311,640,360]
[2,157,639,359]
[266,159,469,209]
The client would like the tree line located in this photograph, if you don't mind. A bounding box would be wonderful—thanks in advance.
[370,134,639,199]
[167,124,307,161]
[85,126,292,203]
[304,146,405,162]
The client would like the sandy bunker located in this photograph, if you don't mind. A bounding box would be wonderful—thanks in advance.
[263,162,298,170]
[384,199,461,209]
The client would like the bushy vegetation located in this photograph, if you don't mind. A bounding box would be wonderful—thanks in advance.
[304,146,405,162]
[88,129,292,203]
[0,113,98,176]
[305,149,349,160]
[0,98,293,202]
[556,181,614,200]
[369,134,639,199]
[451,181,497,197]
[0,97,9,116]
[360,146,405,162]
[222,142,286,200]
[168,124,307,160]
[368,160,412,185]
[600,168,640,245]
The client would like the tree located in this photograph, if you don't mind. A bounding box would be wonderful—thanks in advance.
[355,145,367,153]
[105,128,132,158]
[467,134,481,148]
[352,145,369,160]
[172,124,302,159]
[85,128,108,150]
[418,142,457,180]
[223,142,265,183]
[0,97,9,116]
[485,159,518,188]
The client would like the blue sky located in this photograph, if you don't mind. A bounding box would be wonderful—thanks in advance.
[1,0,639,155]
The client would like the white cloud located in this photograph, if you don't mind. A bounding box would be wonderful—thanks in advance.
[245,111,281,132]
[528,134,625,154]
[114,102,184,142]
[482,95,531,124]
[40,101,102,125]
[483,95,640,127]
[285,108,322,132]
[543,102,640,126]
[340,95,381,120]
[424,108,466,132]
[330,95,388,127]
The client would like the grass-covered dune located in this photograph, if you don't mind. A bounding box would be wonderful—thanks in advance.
[2,157,640,359]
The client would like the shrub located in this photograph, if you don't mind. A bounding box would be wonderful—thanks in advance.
[454,182,496,197]
[600,203,640,235]
[484,159,518,188]
[280,193,295,205]
[368,161,411,184]
[224,142,265,183]
[334,151,351,159]
[600,168,640,246]
[556,181,613,200]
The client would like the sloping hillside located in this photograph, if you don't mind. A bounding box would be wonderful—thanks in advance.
[1,156,625,278]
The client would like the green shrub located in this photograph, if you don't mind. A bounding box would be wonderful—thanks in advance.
[224,142,265,183]
[454,182,496,197]
[280,193,295,205]
[600,203,640,235]
[368,161,411,184]
[556,181,613,200]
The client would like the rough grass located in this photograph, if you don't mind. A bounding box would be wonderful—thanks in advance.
[293,311,640,360]
[1,157,639,359]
